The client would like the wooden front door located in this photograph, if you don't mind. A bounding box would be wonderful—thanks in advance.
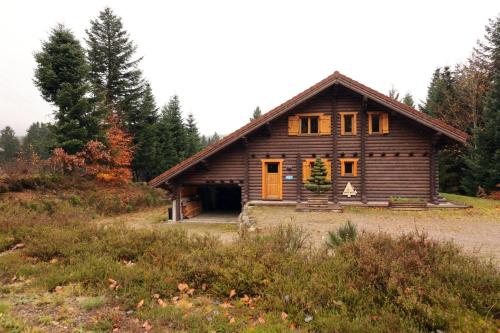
[262,159,283,200]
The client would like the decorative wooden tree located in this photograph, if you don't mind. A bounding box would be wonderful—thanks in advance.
[305,157,331,194]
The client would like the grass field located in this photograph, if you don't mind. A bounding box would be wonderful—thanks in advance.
[0,186,499,332]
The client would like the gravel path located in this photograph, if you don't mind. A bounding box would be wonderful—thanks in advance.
[251,205,500,264]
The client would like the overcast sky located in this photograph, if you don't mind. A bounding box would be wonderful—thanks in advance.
[0,1,498,137]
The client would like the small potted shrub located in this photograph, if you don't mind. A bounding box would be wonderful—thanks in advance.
[304,157,331,207]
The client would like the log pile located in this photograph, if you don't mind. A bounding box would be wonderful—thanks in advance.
[182,200,202,218]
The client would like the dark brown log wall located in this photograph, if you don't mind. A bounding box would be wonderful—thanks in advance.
[174,86,434,203]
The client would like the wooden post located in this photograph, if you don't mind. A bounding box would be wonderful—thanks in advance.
[297,153,302,202]
[429,135,440,204]
[175,185,182,221]
[332,85,339,203]
[243,137,249,205]
[360,96,368,204]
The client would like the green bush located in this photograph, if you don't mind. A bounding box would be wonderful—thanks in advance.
[326,220,357,248]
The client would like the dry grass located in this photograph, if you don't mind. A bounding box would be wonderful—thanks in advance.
[1,187,499,332]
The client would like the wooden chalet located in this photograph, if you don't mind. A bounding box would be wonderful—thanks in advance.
[149,71,468,221]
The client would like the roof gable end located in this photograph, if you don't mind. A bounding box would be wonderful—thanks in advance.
[149,71,468,187]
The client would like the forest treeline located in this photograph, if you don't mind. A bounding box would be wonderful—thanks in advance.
[0,9,498,194]
[0,7,222,182]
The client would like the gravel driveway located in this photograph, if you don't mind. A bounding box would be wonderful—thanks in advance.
[250,203,500,264]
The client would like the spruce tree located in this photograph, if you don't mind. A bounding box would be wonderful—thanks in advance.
[155,115,178,175]
[0,126,21,162]
[23,122,56,159]
[250,106,262,121]
[185,113,202,157]
[85,7,144,124]
[304,157,331,193]
[34,24,102,154]
[130,83,160,181]
[161,95,187,161]
[402,93,416,108]
[462,15,500,195]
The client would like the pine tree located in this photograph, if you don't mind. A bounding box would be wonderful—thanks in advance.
[250,106,262,121]
[462,15,500,195]
[388,87,400,101]
[34,24,102,154]
[0,126,21,162]
[304,157,331,193]
[23,122,56,159]
[185,113,202,157]
[402,93,416,108]
[208,132,221,145]
[85,7,144,123]
[161,95,187,160]
[130,83,160,181]
[155,116,178,175]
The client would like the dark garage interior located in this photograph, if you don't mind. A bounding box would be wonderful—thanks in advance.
[198,185,242,213]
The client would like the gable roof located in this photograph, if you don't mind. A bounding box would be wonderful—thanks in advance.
[149,71,468,187]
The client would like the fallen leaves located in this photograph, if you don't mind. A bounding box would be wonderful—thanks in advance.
[229,289,236,298]
[142,320,153,331]
[281,311,288,320]
[177,282,189,292]
[108,278,120,291]
[219,301,234,309]
[136,299,144,309]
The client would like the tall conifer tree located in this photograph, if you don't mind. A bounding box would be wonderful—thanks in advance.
[23,122,56,159]
[131,83,160,181]
[161,95,187,161]
[462,15,500,195]
[34,24,102,154]
[0,127,21,162]
[85,7,144,126]
[185,113,202,157]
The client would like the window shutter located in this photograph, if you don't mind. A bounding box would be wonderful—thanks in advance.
[368,113,373,134]
[319,114,331,135]
[381,113,389,134]
[324,159,332,181]
[288,116,300,135]
[302,160,310,182]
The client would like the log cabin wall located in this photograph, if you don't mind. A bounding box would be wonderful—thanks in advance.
[246,90,335,202]
[172,85,435,203]
[364,105,432,201]
[179,144,245,184]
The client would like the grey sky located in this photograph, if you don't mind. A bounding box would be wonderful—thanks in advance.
[0,0,498,137]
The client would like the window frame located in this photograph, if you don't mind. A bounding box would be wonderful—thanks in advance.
[368,112,389,135]
[298,113,322,135]
[339,158,359,177]
[339,112,357,135]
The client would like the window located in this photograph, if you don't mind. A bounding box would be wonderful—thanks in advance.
[368,112,389,134]
[267,163,279,173]
[302,158,331,182]
[300,116,319,134]
[339,158,358,177]
[340,112,357,135]
[288,114,331,136]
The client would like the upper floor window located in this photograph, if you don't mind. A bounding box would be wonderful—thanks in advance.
[288,113,331,136]
[300,116,319,134]
[340,112,357,135]
[368,112,389,134]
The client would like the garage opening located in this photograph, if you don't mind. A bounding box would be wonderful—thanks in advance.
[198,185,241,213]
[180,185,241,220]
